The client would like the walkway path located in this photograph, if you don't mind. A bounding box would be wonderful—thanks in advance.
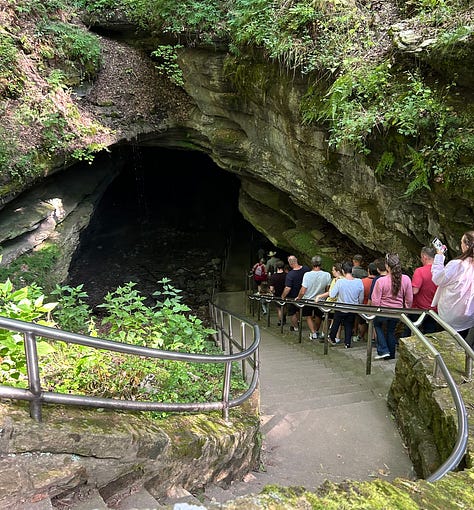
[201,236,415,504]
[203,290,414,504]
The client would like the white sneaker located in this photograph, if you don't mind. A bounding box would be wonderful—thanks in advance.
[374,353,390,360]
[311,332,318,340]
[352,335,361,342]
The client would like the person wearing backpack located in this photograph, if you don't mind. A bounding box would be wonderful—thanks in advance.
[252,258,268,292]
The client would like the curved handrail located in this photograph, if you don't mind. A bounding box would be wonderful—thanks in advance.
[401,313,469,482]
[248,293,470,482]
[0,301,260,422]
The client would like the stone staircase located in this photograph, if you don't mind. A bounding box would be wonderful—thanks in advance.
[15,293,413,510]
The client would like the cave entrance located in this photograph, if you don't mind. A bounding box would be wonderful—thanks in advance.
[67,146,265,309]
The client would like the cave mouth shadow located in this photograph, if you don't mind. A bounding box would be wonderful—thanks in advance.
[67,147,258,309]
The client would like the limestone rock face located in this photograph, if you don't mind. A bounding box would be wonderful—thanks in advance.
[174,48,474,268]
[1,23,473,276]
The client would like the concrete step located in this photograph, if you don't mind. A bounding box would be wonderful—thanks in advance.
[262,388,377,413]
[260,373,363,393]
[261,381,368,404]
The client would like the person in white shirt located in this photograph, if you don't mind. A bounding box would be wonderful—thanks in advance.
[431,230,474,338]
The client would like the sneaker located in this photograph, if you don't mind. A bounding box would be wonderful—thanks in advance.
[311,332,318,340]
[328,337,341,346]
[277,321,281,326]
[290,326,299,332]
[374,353,390,360]
[352,335,361,342]
[344,344,351,349]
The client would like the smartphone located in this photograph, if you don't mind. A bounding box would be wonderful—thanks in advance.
[432,237,446,254]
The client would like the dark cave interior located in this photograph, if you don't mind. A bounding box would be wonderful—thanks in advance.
[67,146,270,307]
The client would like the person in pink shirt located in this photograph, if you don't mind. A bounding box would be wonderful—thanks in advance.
[372,253,413,360]
[431,230,474,338]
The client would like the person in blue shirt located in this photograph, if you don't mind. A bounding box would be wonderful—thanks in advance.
[328,261,364,348]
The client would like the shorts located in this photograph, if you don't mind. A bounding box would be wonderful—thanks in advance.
[302,306,324,318]
[287,303,299,316]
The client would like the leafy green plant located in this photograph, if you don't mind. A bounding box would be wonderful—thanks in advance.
[0,33,24,98]
[36,21,102,82]
[50,284,94,335]
[12,0,66,16]
[0,274,246,411]
[0,279,57,386]
[151,45,184,87]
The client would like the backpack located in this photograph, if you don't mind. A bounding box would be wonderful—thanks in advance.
[253,263,266,281]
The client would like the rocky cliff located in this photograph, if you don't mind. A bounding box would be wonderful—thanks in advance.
[0,3,473,281]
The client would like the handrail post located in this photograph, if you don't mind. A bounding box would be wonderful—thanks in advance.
[465,328,474,381]
[228,311,234,355]
[24,331,42,422]
[281,302,286,333]
[221,361,232,421]
[218,309,225,351]
[241,321,247,381]
[365,316,375,375]
[433,358,445,386]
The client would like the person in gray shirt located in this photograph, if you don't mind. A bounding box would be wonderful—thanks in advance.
[296,256,331,340]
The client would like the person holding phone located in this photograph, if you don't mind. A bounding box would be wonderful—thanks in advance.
[431,231,474,338]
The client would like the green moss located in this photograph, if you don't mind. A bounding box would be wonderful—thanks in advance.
[282,228,335,269]
[224,55,280,103]
[0,243,60,291]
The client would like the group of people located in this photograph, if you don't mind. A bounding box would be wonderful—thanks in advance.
[251,230,474,360]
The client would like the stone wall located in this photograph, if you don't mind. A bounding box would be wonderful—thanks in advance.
[0,401,260,509]
[389,332,474,478]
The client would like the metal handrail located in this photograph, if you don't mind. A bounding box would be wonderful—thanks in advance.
[248,293,470,481]
[0,301,260,423]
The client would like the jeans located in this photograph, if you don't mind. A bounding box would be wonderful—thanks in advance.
[330,311,356,347]
[374,317,399,358]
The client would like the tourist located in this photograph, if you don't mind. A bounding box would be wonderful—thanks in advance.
[371,253,413,360]
[258,280,273,315]
[268,260,287,326]
[352,254,368,278]
[431,231,474,338]
[281,255,311,332]
[368,257,388,305]
[296,255,331,340]
[316,263,343,342]
[406,246,439,335]
[251,258,267,292]
[353,261,378,342]
[327,261,364,348]
[265,250,281,276]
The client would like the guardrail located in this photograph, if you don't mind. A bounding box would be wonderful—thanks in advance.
[248,293,472,482]
[0,301,260,423]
